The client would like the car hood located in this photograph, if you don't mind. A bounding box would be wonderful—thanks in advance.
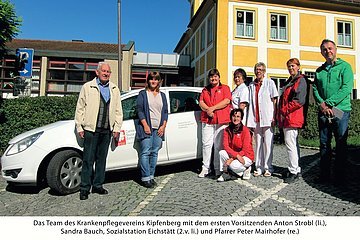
[8,120,75,144]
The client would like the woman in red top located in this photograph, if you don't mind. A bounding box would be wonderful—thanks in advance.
[218,108,254,181]
[277,58,308,184]
[198,68,232,178]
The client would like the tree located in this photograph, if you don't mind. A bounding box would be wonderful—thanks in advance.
[0,0,22,54]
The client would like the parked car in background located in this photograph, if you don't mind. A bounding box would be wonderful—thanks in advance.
[1,87,202,194]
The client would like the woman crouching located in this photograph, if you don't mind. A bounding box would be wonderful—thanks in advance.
[218,108,254,181]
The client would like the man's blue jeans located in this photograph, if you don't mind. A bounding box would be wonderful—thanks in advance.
[139,129,163,182]
[318,111,350,179]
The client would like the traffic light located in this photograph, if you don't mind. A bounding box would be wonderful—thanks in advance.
[13,77,23,96]
[15,49,29,74]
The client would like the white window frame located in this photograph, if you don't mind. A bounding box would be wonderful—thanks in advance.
[270,13,288,41]
[304,71,315,81]
[236,10,254,39]
[337,21,352,48]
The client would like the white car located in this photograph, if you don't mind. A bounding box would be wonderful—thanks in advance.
[1,87,203,194]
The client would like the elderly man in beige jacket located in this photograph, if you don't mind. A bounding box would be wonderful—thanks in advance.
[75,62,123,200]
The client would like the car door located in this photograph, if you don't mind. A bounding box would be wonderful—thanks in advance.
[106,91,168,170]
[165,89,202,162]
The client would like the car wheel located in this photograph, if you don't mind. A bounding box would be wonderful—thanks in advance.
[46,150,82,195]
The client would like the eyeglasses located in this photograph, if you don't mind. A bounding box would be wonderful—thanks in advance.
[255,68,265,72]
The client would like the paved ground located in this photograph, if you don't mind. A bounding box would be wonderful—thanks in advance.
[0,144,359,216]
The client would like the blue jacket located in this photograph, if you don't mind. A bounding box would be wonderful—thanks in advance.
[135,90,168,140]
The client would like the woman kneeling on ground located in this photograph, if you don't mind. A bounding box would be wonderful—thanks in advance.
[218,108,254,182]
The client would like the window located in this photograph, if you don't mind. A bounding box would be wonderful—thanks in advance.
[47,59,99,94]
[236,10,254,38]
[271,77,287,94]
[191,38,196,60]
[304,71,315,81]
[169,91,201,114]
[337,21,352,47]
[246,76,254,85]
[122,96,138,120]
[0,57,41,95]
[200,24,206,52]
[270,13,288,41]
[31,60,41,92]
[207,16,213,44]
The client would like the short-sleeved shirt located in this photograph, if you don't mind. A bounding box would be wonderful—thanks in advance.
[200,84,232,124]
[231,83,249,109]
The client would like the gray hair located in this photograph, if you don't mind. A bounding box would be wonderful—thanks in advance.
[254,62,266,72]
[97,61,110,70]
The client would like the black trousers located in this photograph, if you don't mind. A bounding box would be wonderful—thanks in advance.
[80,130,111,192]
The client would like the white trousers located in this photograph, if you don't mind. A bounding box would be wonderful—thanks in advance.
[284,128,301,174]
[201,123,227,173]
[254,123,274,173]
[219,150,252,176]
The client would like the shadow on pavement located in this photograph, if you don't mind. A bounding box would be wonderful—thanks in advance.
[300,149,360,204]
[2,159,201,195]
[5,183,45,194]
[104,159,201,187]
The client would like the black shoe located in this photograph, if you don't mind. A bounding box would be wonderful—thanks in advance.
[150,179,157,187]
[79,190,89,200]
[142,180,154,188]
[284,173,299,184]
[91,187,108,195]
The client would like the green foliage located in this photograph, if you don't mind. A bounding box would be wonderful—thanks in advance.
[298,100,360,147]
[0,95,78,154]
[0,0,22,53]
[348,99,360,137]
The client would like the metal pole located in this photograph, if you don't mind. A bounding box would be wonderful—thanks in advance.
[117,0,122,91]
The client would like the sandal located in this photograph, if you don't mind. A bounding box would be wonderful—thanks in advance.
[264,170,272,177]
[253,170,262,177]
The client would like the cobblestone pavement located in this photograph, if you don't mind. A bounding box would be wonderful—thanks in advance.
[0,145,359,216]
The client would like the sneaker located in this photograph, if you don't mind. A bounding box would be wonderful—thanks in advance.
[198,167,209,178]
[242,167,251,180]
[217,173,237,182]
[217,175,225,182]
[284,173,299,184]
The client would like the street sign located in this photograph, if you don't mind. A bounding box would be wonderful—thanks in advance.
[16,48,34,78]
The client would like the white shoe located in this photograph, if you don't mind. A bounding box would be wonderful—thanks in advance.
[217,175,224,182]
[198,167,209,178]
[242,167,251,180]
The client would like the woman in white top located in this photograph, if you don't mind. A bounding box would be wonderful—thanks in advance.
[247,62,278,177]
[232,68,249,109]
[232,68,249,126]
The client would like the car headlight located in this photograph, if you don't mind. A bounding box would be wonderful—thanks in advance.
[6,131,43,156]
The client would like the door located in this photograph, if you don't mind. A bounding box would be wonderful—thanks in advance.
[106,92,168,170]
[166,89,202,162]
